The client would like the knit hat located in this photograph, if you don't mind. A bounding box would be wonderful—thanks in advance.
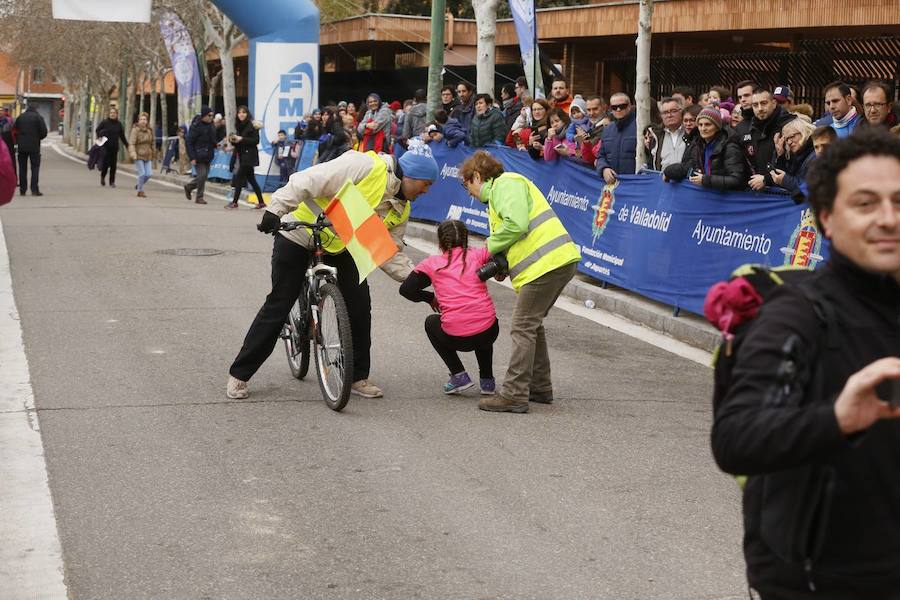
[389,100,402,111]
[569,94,587,117]
[200,106,214,117]
[398,140,439,182]
[337,101,348,109]
[214,113,223,121]
[697,107,723,129]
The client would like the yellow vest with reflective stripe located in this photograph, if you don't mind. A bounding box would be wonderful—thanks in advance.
[290,151,408,253]
[487,172,581,290]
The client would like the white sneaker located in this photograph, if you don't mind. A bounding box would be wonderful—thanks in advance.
[351,379,383,398]
[226,376,249,399]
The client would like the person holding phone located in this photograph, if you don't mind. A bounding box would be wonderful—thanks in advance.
[525,100,551,161]
[543,108,573,162]
[711,129,900,599]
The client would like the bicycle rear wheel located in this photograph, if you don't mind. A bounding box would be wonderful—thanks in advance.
[283,298,311,380]
[314,283,354,411]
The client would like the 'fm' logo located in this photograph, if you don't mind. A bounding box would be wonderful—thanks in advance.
[261,63,315,149]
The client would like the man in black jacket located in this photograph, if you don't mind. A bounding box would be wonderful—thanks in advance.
[711,129,900,598]
[183,106,216,205]
[14,105,48,196]
[738,87,796,191]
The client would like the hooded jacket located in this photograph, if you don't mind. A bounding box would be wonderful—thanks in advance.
[401,103,428,142]
[450,99,475,134]
[232,118,260,167]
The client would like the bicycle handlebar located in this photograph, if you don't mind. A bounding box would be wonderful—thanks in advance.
[279,218,332,231]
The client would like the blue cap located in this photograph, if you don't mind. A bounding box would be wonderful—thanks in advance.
[398,141,439,182]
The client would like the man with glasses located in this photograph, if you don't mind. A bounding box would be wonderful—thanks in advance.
[440,86,459,114]
[595,92,637,185]
[859,81,897,131]
[657,97,685,170]
[815,81,861,138]
[450,82,476,135]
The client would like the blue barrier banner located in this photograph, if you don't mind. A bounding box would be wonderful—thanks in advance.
[412,143,828,316]
[208,149,233,181]
[294,140,318,173]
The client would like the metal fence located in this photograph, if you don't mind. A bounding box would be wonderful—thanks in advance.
[604,36,900,114]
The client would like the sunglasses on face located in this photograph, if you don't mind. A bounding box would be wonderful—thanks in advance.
[610,103,629,111]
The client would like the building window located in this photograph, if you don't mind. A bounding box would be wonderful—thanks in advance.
[32,68,44,84]
[356,55,372,71]
[395,52,418,69]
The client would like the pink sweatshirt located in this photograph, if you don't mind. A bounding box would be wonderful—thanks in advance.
[414,247,497,337]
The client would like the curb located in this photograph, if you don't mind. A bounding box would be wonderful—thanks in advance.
[404,221,720,353]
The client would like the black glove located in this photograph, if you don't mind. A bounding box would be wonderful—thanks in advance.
[257,210,281,233]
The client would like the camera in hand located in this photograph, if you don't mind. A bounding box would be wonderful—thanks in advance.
[477,253,509,281]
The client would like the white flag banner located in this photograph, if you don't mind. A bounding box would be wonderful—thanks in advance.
[52,0,152,23]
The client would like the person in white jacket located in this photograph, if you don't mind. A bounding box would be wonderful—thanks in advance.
[226,144,439,400]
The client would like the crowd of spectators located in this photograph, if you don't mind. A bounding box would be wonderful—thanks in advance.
[285,75,899,198]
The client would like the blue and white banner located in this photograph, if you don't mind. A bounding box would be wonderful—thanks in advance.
[508,0,543,97]
[251,42,318,180]
[53,0,151,23]
[412,143,828,316]
[159,13,203,129]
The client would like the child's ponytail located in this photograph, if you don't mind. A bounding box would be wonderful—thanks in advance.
[436,219,469,273]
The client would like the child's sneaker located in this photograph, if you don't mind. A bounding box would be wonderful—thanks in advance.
[480,378,496,395]
[443,372,474,395]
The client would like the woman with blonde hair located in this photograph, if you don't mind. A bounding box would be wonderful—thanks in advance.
[771,118,817,195]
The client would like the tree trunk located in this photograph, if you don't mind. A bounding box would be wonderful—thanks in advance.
[220,45,237,135]
[635,0,654,172]
[208,70,221,114]
[161,81,170,140]
[81,89,92,154]
[472,0,500,94]
[149,78,159,165]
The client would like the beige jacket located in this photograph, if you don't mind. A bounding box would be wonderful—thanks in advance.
[129,125,156,161]
[267,150,414,282]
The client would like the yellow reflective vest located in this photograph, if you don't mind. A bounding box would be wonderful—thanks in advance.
[290,151,410,253]
[487,172,581,290]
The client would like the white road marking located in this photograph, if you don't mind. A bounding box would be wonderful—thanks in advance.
[0,216,68,598]
[405,237,712,367]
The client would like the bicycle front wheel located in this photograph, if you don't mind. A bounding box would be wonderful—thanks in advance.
[314,283,354,411]
[283,299,311,380]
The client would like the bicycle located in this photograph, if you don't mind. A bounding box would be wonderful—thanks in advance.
[276,213,354,411]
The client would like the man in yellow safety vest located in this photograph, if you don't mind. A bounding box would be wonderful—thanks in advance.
[460,151,581,413]
[226,144,439,400]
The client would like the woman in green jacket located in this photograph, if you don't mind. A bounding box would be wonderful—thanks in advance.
[459,151,581,413]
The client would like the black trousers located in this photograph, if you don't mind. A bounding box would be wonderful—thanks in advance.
[17,151,40,193]
[425,314,499,379]
[232,164,264,204]
[101,146,118,183]
[4,142,15,180]
[230,235,372,382]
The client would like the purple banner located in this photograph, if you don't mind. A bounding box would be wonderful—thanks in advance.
[159,12,202,127]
